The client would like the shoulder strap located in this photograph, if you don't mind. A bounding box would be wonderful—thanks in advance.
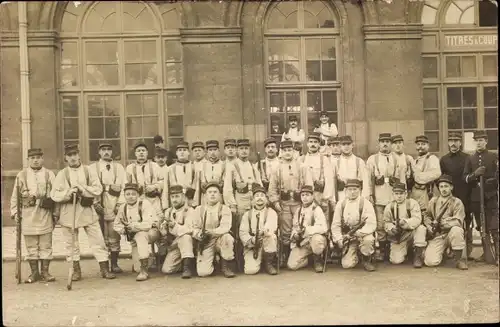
[190,162,195,185]
[64,167,71,187]
[218,204,223,223]
[221,161,226,181]
[262,160,267,179]
[319,154,324,180]
[375,153,381,176]
[432,198,437,219]
[358,197,364,219]
[138,200,143,222]
[340,199,347,225]
[20,169,28,191]
[84,165,89,185]
[148,161,153,184]
[96,162,103,185]
[406,199,411,218]
[233,162,243,181]
[391,201,396,221]
[248,209,253,235]
[45,169,50,194]
[356,157,360,179]
[124,203,128,219]
[133,164,139,184]
[113,162,118,184]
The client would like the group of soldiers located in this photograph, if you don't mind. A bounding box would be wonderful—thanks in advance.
[10,118,499,284]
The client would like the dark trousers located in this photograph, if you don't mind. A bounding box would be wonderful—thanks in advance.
[470,195,499,232]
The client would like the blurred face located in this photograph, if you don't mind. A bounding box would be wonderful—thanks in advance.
[341,142,353,155]
[392,141,404,154]
[281,147,294,160]
[135,147,148,161]
[379,140,391,153]
[393,190,406,204]
[176,148,190,161]
[438,182,453,197]
[65,152,81,166]
[320,115,329,124]
[225,145,236,158]
[252,192,268,208]
[155,155,167,167]
[415,142,429,155]
[207,147,220,161]
[124,189,139,204]
[474,137,487,151]
[448,139,462,153]
[307,138,320,153]
[28,155,43,169]
[170,193,185,208]
[206,187,221,204]
[331,143,341,155]
[265,143,277,158]
[289,120,298,129]
[237,146,250,159]
[272,123,280,131]
[99,146,113,160]
[301,192,314,205]
[192,147,205,161]
[346,186,360,200]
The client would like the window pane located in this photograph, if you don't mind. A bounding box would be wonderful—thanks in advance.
[462,109,477,129]
[486,130,498,150]
[122,2,156,32]
[323,91,337,111]
[104,96,120,116]
[424,110,439,130]
[284,11,298,29]
[85,42,117,64]
[446,87,462,107]
[460,7,474,24]
[165,40,182,62]
[270,92,284,113]
[127,117,143,137]
[484,86,498,107]
[143,94,158,115]
[322,60,336,81]
[307,91,322,112]
[165,92,184,115]
[285,92,300,112]
[306,61,321,81]
[88,118,104,139]
[485,107,498,128]
[445,2,461,24]
[462,87,477,107]
[448,110,462,129]
[64,118,79,139]
[84,3,118,33]
[268,61,280,82]
[423,88,439,109]
[125,63,158,85]
[461,56,476,77]
[479,0,499,27]
[86,64,119,86]
[165,62,182,84]
[87,96,104,116]
[126,95,143,115]
[423,57,438,78]
[105,118,120,138]
[60,65,78,88]
[168,115,183,137]
[142,116,158,135]
[124,41,141,62]
[425,131,439,152]
[321,39,335,59]
[446,56,460,77]
[167,137,183,154]
[305,39,321,60]
[267,2,298,29]
[282,61,300,82]
[62,96,79,118]
[483,55,498,77]
[308,112,320,133]
[303,10,319,29]
[283,39,299,59]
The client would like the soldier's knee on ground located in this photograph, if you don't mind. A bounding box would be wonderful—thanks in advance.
[341,252,358,269]
[263,234,277,253]
[448,226,465,250]
[359,234,375,256]
[218,233,235,260]
[311,234,326,255]
[413,225,428,247]
[389,244,406,265]
[424,248,442,267]
[286,249,306,270]
[196,260,214,277]
[244,257,261,275]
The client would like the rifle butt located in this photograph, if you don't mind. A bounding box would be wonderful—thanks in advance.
[479,176,496,265]
[67,267,74,291]
[15,221,22,284]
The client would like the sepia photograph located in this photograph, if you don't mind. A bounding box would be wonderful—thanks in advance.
[1,0,498,326]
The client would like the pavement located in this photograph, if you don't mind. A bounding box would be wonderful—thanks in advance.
[2,258,499,326]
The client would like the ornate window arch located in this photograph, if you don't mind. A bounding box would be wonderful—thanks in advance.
[264,1,341,142]
[58,1,184,164]
[421,0,497,153]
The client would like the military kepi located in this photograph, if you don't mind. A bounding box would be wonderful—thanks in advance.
[124,183,140,192]
[379,133,392,142]
[28,148,43,157]
[448,131,462,141]
[252,185,267,196]
[206,140,219,149]
[98,142,112,149]
[64,144,79,155]
[308,132,321,141]
[154,147,168,157]
[224,139,236,147]
[204,181,221,193]
[340,135,353,144]
[191,141,205,150]
[177,141,189,150]
[264,137,277,147]
[300,185,314,194]
[473,130,488,140]
[345,179,361,188]
[169,185,184,195]
[281,140,293,148]
[328,136,340,145]
[437,174,453,185]
[391,134,404,143]
[392,182,406,192]
[237,139,250,147]
[415,135,429,143]
[134,140,148,150]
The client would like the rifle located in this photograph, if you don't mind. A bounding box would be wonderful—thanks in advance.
[197,209,209,255]
[293,209,306,247]
[479,176,496,265]
[277,223,282,274]
[15,177,22,284]
[393,203,402,242]
[67,194,78,291]
[341,216,368,256]
[253,213,261,259]
[257,152,269,190]
[427,199,451,240]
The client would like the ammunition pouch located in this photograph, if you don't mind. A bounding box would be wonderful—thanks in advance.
[374,176,385,186]
[22,196,37,208]
[337,180,345,191]
[406,177,415,191]
[262,180,270,192]
[235,184,249,194]
[165,233,176,247]
[145,189,161,198]
[138,186,144,196]
[389,176,398,187]
[94,203,105,216]
[414,182,427,190]
[425,229,434,241]
[108,187,121,198]
[313,181,325,192]
[79,196,94,208]
[38,197,55,210]
[125,231,137,242]
[281,190,300,202]
[341,225,350,234]
[185,187,195,200]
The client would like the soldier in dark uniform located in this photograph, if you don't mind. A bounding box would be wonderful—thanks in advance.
[463,130,499,264]
[440,131,472,258]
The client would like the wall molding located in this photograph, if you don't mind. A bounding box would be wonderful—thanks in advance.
[180,27,242,44]
[363,24,423,40]
[0,30,58,48]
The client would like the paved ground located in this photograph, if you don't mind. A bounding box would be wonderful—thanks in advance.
[2,257,499,326]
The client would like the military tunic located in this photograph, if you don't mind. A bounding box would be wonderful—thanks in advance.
[162,161,201,209]
[126,160,164,218]
[410,153,441,211]
[300,152,335,209]
[256,157,280,190]
[336,154,369,203]
[199,159,226,205]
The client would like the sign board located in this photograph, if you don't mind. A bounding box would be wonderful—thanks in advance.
[463,132,476,154]
[445,35,498,48]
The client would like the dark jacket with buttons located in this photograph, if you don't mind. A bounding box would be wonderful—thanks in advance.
[463,150,499,202]
[440,151,471,208]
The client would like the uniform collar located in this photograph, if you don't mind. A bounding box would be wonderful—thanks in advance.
[378,151,391,157]
[209,158,220,164]
[136,160,148,165]
[29,166,43,172]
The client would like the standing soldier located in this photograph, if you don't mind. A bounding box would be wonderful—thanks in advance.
[89,142,127,274]
[314,111,338,154]
[422,175,468,270]
[199,140,226,204]
[192,182,237,278]
[330,179,377,272]
[365,133,406,261]
[239,185,279,275]
[192,141,208,172]
[440,131,472,258]
[159,185,195,279]
[409,135,441,212]
[391,135,414,190]
[224,139,238,164]
[463,130,498,263]
[287,185,328,273]
[256,137,280,192]
[10,148,57,283]
[268,140,305,267]
[336,135,368,204]
[383,182,427,267]
[328,136,341,171]
[300,132,335,217]
[51,144,115,280]
[162,141,201,209]
[113,183,160,281]
[154,147,169,180]
[281,116,305,144]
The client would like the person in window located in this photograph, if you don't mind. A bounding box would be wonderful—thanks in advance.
[154,147,169,181]
[282,116,305,144]
[153,135,165,149]
[271,119,283,135]
[314,111,338,154]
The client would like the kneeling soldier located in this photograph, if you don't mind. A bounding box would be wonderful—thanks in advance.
[383,182,427,267]
[114,183,160,281]
[10,148,57,283]
[287,185,328,273]
[160,185,195,278]
[192,182,237,278]
[239,186,279,275]
[422,174,468,270]
[331,179,377,271]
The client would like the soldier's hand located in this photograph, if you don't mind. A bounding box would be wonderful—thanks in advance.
[337,240,344,249]
[474,166,486,177]
[230,206,237,214]
[368,195,374,204]
[168,219,176,228]
[389,227,398,236]
[235,181,247,190]
[274,203,283,213]
[110,184,121,192]
[400,219,410,229]
[113,204,120,215]
[67,187,79,196]
[151,223,158,229]
[52,215,59,225]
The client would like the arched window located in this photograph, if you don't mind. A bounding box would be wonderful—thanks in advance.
[59,1,183,164]
[421,0,498,153]
[265,1,340,141]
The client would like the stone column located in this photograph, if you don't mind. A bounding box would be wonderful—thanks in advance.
[363,24,423,156]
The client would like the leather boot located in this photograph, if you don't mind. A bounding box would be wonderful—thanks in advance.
[181,258,193,279]
[158,254,167,272]
[136,258,149,281]
[280,244,290,268]
[148,254,158,272]
[375,242,386,262]
[72,261,82,281]
[313,254,323,273]
[413,247,424,269]
[221,259,236,278]
[25,260,40,283]
[110,252,123,273]
[40,260,56,282]
[362,255,376,272]
[466,228,474,260]
[99,261,116,279]
[453,250,468,270]
[264,252,278,275]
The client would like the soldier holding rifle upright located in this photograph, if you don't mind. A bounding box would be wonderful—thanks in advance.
[256,137,280,192]
[10,148,57,283]
[199,140,226,205]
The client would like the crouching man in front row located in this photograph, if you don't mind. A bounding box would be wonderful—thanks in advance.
[422,174,468,270]
[192,182,237,278]
[383,182,427,268]
[239,185,278,275]
[287,185,328,273]
[114,183,160,281]
[331,179,377,272]
[160,185,195,279]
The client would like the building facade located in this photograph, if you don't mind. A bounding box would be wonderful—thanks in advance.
[0,0,497,216]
